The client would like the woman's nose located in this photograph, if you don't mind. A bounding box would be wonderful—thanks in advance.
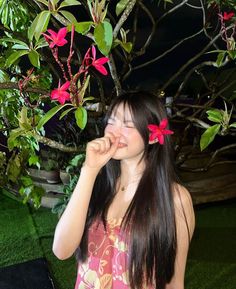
[105,124,122,137]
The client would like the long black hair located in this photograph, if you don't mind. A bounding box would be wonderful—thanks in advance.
[77,91,178,289]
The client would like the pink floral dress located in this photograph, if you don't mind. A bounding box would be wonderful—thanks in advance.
[74,217,132,289]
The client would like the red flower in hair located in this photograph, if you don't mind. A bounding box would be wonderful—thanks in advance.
[148,119,174,145]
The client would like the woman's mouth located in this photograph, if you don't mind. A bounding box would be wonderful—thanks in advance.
[117,142,127,148]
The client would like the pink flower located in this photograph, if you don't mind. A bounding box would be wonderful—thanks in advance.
[42,27,68,48]
[148,119,174,145]
[84,45,109,75]
[222,12,235,21]
[51,80,70,105]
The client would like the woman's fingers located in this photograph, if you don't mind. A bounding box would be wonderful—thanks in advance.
[88,137,113,154]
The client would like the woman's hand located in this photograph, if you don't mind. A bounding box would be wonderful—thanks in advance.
[84,132,120,171]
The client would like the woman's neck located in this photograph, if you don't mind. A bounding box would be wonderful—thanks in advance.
[119,158,145,185]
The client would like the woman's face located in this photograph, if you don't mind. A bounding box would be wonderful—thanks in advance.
[104,103,145,162]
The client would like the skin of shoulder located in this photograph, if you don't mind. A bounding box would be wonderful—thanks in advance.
[166,183,195,289]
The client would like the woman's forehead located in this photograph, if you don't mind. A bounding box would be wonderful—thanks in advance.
[110,102,133,120]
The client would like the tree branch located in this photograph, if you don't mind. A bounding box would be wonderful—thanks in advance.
[113,0,137,39]
[0,82,49,95]
[157,0,188,25]
[133,1,156,57]
[133,28,204,71]
[108,53,122,96]
[33,133,84,153]
[161,25,234,91]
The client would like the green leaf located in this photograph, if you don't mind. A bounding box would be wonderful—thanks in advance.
[28,155,39,166]
[70,154,84,166]
[0,69,10,82]
[59,0,81,9]
[28,50,40,68]
[83,96,95,103]
[116,0,129,16]
[74,21,93,35]
[79,74,90,103]
[74,106,87,129]
[51,0,60,5]
[229,122,236,128]
[228,50,236,60]
[18,106,31,130]
[200,124,221,151]
[6,50,29,67]
[120,41,132,53]
[94,21,113,56]
[206,109,223,123]
[7,128,24,150]
[35,37,48,49]
[12,44,29,50]
[59,10,77,24]
[20,175,33,187]
[36,0,48,5]
[28,10,51,41]
[216,52,226,67]
[0,37,29,47]
[37,104,72,129]
[59,107,75,119]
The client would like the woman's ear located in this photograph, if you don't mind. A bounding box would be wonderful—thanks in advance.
[149,138,158,145]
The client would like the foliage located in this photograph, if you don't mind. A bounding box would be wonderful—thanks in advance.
[52,153,85,216]
[0,0,236,208]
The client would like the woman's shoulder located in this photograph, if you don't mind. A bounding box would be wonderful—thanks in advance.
[172,183,195,239]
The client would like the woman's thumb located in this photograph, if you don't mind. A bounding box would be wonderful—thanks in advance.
[109,137,120,156]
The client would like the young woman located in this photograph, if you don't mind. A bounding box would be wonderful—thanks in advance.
[53,91,195,289]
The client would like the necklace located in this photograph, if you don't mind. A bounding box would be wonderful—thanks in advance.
[118,175,142,192]
[120,186,126,192]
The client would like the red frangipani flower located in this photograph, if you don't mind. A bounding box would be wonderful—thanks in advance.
[148,119,174,145]
[51,80,70,105]
[84,45,109,75]
[222,12,235,21]
[42,27,68,48]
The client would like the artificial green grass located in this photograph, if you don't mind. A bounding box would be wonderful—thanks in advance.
[0,193,76,289]
[0,192,236,289]
[186,201,236,289]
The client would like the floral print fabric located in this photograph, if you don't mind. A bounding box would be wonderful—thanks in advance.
[74,217,131,289]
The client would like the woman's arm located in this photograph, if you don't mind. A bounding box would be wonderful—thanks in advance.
[166,184,195,289]
[52,166,99,260]
[52,133,120,260]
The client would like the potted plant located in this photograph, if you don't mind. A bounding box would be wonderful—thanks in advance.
[28,148,60,184]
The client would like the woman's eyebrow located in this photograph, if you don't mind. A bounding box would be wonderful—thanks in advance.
[124,119,134,123]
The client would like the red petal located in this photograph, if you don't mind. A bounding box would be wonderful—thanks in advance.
[91,45,96,60]
[93,64,108,75]
[57,91,70,105]
[157,134,164,145]
[47,29,57,39]
[42,33,52,42]
[56,39,68,47]
[51,89,59,100]
[159,118,168,129]
[149,132,157,142]
[147,124,158,132]
[49,42,56,48]
[60,81,70,91]
[163,129,174,135]
[95,57,109,65]
[57,27,67,39]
